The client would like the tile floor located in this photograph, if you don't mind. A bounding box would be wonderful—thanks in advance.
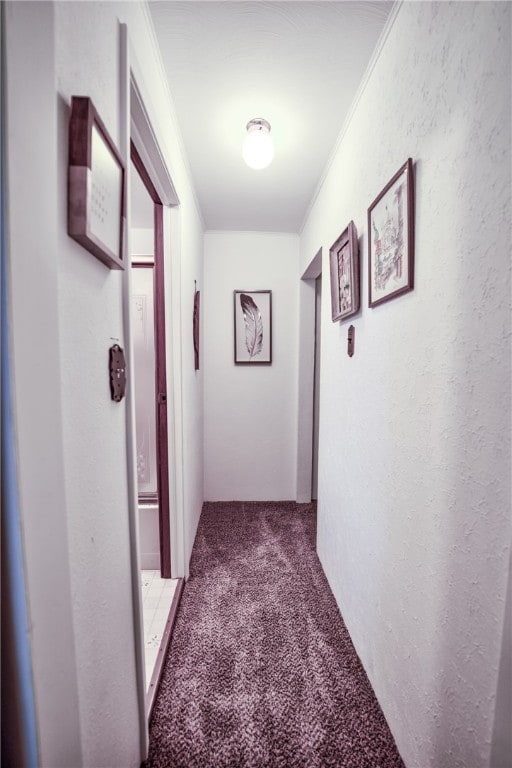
[141,570,179,689]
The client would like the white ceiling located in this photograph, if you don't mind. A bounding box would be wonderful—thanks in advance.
[147,1,393,233]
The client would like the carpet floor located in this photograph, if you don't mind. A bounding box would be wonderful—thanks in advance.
[144,502,405,768]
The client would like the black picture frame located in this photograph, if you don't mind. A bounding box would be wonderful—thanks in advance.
[234,290,272,365]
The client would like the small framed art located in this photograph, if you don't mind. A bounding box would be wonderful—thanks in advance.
[234,290,272,365]
[329,220,360,322]
[368,158,414,307]
[68,96,125,270]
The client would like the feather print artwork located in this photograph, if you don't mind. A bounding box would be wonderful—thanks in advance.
[239,293,263,359]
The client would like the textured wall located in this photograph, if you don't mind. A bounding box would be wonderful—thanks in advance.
[54,8,138,764]
[4,4,83,765]
[53,2,204,763]
[6,1,204,765]
[204,232,299,501]
[300,2,511,767]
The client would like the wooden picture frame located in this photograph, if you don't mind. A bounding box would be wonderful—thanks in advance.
[329,220,360,322]
[368,158,414,307]
[234,290,272,365]
[68,96,125,270]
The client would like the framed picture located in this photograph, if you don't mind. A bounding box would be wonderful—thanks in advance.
[234,290,272,365]
[68,96,125,270]
[368,158,414,307]
[329,220,359,322]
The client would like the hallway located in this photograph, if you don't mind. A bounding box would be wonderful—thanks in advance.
[144,502,404,768]
[2,1,510,767]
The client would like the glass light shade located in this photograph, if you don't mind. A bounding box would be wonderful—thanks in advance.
[243,119,274,169]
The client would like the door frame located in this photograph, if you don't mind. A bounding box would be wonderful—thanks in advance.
[130,144,171,578]
[311,273,322,500]
[296,248,323,502]
[121,23,185,758]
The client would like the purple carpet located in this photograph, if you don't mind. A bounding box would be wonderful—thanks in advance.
[144,502,404,768]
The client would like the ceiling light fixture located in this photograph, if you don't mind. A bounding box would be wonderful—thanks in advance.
[243,118,274,170]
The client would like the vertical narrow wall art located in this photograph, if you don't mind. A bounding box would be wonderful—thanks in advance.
[193,284,200,370]
[329,220,360,322]
[234,290,272,365]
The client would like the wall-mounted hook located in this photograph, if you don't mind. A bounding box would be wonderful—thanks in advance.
[347,325,355,357]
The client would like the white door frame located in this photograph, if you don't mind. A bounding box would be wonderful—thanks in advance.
[120,23,186,758]
[296,248,323,503]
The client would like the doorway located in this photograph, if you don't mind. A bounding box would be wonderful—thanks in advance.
[130,143,183,709]
[311,274,322,500]
[125,34,187,744]
[130,142,171,578]
[296,248,323,503]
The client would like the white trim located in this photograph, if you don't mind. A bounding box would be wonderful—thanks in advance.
[296,248,323,503]
[166,206,187,579]
[120,23,148,762]
[120,18,189,759]
[127,33,187,582]
[130,74,179,207]
[302,247,323,281]
[126,19,192,581]
[299,0,403,235]
[128,34,187,570]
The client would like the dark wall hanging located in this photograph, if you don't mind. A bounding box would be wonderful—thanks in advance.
[347,325,355,357]
[234,290,272,365]
[329,220,360,322]
[109,344,126,402]
[193,283,200,371]
[68,96,125,270]
[368,158,415,307]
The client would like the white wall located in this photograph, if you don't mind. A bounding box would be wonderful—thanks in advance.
[204,231,299,501]
[131,227,153,256]
[6,1,204,765]
[179,211,205,563]
[299,3,511,768]
[4,4,83,765]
